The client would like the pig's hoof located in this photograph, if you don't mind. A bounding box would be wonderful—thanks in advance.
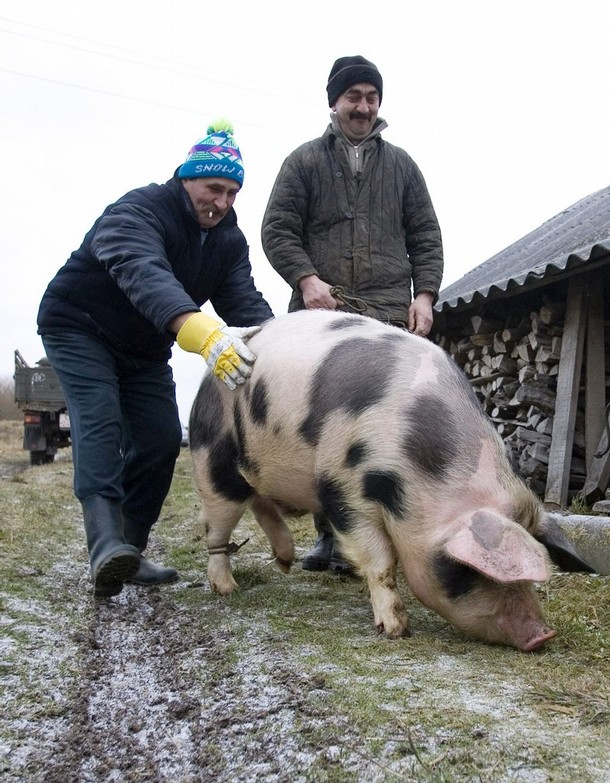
[208,572,239,595]
[375,620,411,639]
[208,556,239,595]
[210,581,238,596]
[273,555,293,573]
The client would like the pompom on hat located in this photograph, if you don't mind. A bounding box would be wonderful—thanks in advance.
[178,119,244,185]
[326,55,383,107]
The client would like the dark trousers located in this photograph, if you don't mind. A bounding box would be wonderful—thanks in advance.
[42,332,182,541]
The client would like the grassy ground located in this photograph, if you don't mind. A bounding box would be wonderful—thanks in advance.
[1,419,609,782]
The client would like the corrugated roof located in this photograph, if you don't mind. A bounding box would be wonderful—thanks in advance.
[437,186,610,312]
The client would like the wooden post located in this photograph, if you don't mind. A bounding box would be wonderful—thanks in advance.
[585,277,606,470]
[544,277,587,507]
[583,411,610,503]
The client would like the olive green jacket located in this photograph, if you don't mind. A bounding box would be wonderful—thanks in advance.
[261,118,443,322]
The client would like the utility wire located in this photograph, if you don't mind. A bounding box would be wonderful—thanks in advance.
[0,66,202,114]
[0,16,318,107]
[0,66,287,135]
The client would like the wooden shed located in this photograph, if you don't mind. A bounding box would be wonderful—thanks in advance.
[432,186,610,509]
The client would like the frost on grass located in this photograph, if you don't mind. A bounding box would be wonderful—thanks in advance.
[1,438,610,782]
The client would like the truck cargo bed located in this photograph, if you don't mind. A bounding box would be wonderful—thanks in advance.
[14,350,66,411]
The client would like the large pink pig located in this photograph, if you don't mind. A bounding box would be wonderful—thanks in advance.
[189,310,593,651]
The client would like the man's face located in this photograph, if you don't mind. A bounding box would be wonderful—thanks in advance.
[182,177,241,228]
[332,82,380,144]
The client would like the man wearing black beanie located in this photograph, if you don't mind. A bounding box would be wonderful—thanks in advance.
[326,55,384,107]
[262,55,444,574]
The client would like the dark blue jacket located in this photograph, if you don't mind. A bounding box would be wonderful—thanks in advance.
[38,174,273,359]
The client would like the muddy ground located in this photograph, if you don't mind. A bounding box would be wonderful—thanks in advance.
[1,420,610,782]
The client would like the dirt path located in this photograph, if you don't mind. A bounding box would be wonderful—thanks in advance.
[5,560,379,783]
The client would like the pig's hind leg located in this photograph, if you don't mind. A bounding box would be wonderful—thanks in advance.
[203,496,249,595]
[339,521,411,639]
[250,496,295,573]
[192,443,254,595]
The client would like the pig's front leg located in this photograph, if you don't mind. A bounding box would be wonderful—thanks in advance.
[250,496,294,572]
[340,525,411,639]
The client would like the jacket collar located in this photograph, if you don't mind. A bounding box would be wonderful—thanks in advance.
[326,114,388,147]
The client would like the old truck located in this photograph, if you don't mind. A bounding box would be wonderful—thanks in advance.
[14,350,71,465]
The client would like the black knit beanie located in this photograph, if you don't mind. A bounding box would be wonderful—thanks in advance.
[326,55,383,107]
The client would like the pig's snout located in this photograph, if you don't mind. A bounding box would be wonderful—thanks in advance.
[519,626,557,653]
[496,609,557,652]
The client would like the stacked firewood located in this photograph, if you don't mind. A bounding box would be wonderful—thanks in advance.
[433,295,586,497]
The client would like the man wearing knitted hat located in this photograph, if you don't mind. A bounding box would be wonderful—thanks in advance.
[38,122,273,598]
[262,55,444,574]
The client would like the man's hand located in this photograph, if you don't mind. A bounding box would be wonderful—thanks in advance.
[176,312,261,390]
[298,275,339,310]
[408,292,435,336]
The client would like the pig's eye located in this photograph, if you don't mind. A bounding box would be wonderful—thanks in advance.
[433,553,479,599]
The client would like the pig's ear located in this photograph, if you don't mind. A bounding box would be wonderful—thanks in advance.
[443,510,551,583]
[534,516,596,573]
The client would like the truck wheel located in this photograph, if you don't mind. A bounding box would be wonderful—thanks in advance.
[30,451,55,466]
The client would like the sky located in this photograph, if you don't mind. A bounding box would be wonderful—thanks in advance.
[1,0,608,422]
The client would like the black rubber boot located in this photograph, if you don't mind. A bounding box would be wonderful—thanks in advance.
[301,513,334,571]
[128,557,179,586]
[82,496,140,598]
[330,545,357,576]
[301,531,334,571]
[123,515,179,586]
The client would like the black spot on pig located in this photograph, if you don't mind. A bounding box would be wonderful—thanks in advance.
[403,395,459,478]
[470,510,504,550]
[326,315,369,330]
[234,402,257,475]
[300,338,398,446]
[345,441,369,468]
[433,552,479,599]
[379,331,405,344]
[189,376,224,449]
[234,402,246,453]
[250,378,269,426]
[362,470,406,516]
[317,476,356,534]
[209,433,253,502]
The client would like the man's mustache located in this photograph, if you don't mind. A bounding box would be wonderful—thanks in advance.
[350,112,371,121]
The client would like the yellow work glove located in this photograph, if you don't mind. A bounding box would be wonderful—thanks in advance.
[176,312,261,390]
